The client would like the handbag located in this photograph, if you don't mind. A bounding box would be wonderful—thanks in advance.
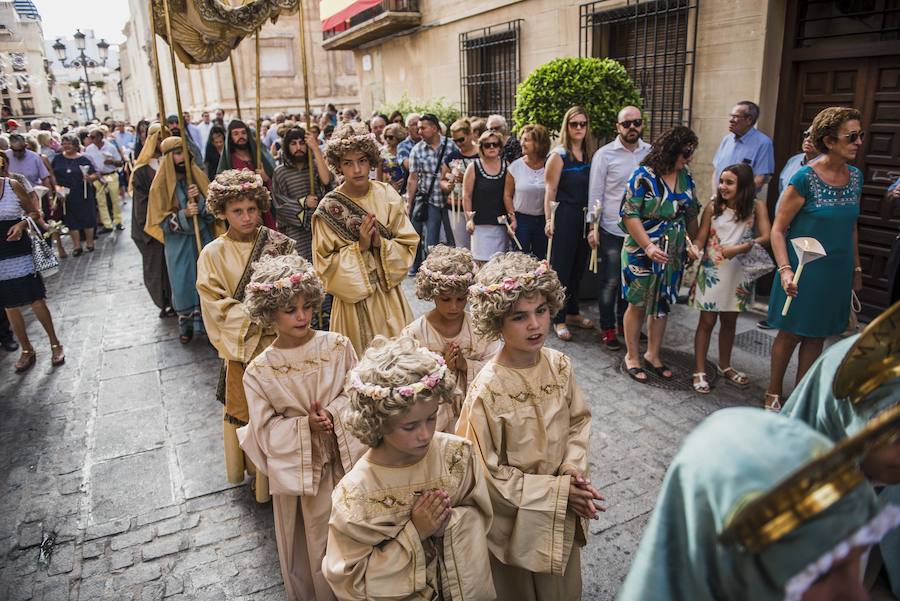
[737,239,775,283]
[412,137,449,223]
[26,216,60,278]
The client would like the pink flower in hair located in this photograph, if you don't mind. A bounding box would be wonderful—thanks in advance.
[289,273,302,284]
[397,386,414,397]
[423,373,441,389]
[500,277,517,291]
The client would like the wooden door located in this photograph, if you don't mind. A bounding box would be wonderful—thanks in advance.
[788,57,900,318]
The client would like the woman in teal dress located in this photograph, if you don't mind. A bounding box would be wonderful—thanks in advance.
[781,303,900,598]
[619,126,700,383]
[618,407,900,601]
[766,107,864,411]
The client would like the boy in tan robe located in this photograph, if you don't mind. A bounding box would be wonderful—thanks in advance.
[401,245,500,431]
[457,252,605,601]
[197,170,296,502]
[323,335,495,601]
[312,122,419,355]
[238,254,364,601]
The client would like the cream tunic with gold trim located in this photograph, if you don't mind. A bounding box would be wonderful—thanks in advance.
[323,432,495,601]
[312,181,419,355]
[456,347,591,584]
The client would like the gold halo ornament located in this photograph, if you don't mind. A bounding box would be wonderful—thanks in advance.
[833,300,900,404]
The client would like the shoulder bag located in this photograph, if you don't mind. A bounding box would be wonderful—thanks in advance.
[411,137,449,223]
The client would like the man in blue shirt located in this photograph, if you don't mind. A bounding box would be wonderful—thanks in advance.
[776,128,820,211]
[113,122,135,158]
[711,101,775,198]
[397,113,422,172]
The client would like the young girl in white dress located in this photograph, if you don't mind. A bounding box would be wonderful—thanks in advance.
[689,163,771,394]
[402,245,501,431]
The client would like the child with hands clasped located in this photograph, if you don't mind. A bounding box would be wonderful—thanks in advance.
[689,162,771,394]
[457,252,604,601]
[402,245,501,431]
[237,254,363,601]
[323,335,495,601]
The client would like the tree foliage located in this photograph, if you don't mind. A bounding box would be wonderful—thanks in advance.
[513,57,642,141]
[378,92,461,128]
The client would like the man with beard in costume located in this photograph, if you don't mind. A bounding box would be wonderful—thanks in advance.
[129,123,174,317]
[165,115,203,162]
[145,136,219,343]
[217,119,277,230]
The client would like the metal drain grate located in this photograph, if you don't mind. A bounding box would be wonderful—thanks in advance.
[734,329,775,357]
[619,348,719,391]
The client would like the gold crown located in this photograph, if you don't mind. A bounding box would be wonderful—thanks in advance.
[833,300,900,404]
[720,403,900,553]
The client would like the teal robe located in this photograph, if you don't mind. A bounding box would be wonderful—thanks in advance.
[618,408,885,601]
[782,335,900,597]
[162,180,215,317]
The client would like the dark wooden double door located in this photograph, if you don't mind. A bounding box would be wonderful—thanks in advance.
[781,56,900,318]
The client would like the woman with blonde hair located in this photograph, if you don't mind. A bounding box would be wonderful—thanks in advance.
[375,122,407,194]
[543,106,596,341]
[463,129,516,264]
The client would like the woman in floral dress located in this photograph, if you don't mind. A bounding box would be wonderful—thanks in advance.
[620,126,701,383]
[689,163,770,393]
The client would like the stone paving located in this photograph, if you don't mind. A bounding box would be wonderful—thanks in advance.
[0,200,791,600]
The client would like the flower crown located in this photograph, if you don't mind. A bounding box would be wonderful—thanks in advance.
[348,350,448,400]
[336,132,377,146]
[246,269,317,293]
[210,171,265,194]
[419,264,474,285]
[469,260,550,294]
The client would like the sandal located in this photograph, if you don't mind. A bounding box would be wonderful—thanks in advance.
[717,365,749,388]
[15,349,36,373]
[764,393,782,413]
[86,245,95,252]
[50,344,65,367]
[73,248,83,257]
[626,365,649,383]
[554,323,572,341]
[644,355,674,379]
[692,372,711,394]
[565,315,595,330]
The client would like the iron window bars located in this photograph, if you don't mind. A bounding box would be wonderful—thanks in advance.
[459,19,523,121]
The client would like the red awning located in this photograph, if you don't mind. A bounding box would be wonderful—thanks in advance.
[320,0,383,32]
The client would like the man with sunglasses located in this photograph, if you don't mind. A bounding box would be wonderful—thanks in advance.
[486,114,522,163]
[587,106,651,350]
[777,128,820,210]
[711,101,775,197]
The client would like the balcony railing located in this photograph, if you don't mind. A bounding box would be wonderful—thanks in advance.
[322,0,421,51]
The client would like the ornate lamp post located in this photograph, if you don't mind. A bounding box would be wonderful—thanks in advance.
[52,30,109,121]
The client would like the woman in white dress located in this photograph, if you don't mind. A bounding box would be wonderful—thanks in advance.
[690,163,770,393]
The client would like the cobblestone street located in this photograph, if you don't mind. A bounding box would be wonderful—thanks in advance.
[0,200,783,600]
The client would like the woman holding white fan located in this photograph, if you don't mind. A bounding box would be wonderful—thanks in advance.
[765,106,864,411]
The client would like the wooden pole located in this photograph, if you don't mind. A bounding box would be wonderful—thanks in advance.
[228,52,242,120]
[161,0,203,255]
[255,29,262,170]
[147,0,167,133]
[297,0,316,182]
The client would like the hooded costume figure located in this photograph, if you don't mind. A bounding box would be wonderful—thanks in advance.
[781,300,900,597]
[618,407,900,601]
[146,136,219,339]
[129,122,172,312]
[216,119,277,229]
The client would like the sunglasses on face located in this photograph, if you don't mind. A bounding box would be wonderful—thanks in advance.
[453,137,467,144]
[619,118,643,129]
[384,135,395,141]
[482,141,501,149]
[837,131,865,143]
[802,129,812,139]
[568,120,588,129]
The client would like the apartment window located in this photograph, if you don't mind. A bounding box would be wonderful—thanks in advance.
[19,97,34,115]
[580,0,699,141]
[459,20,522,121]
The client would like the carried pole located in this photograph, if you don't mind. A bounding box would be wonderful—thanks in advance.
[161,0,203,255]
[255,29,262,170]
[228,52,242,120]
[297,0,316,181]
[147,0,167,133]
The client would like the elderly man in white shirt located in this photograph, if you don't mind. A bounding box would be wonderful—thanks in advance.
[83,128,124,231]
[587,105,651,350]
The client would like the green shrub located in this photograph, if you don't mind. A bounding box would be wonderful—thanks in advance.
[378,93,461,128]
[513,57,641,141]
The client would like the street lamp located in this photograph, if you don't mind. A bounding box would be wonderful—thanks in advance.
[52,30,109,122]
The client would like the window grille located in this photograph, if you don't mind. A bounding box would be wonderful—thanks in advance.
[459,20,522,121]
[580,0,698,141]
[19,97,33,115]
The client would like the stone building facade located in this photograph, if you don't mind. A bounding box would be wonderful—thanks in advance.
[0,0,53,121]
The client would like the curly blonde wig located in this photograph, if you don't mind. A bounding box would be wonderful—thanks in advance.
[415,245,476,300]
[810,106,862,155]
[324,122,381,175]
[242,254,324,328]
[206,168,271,216]
[468,252,565,340]
[345,335,457,447]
